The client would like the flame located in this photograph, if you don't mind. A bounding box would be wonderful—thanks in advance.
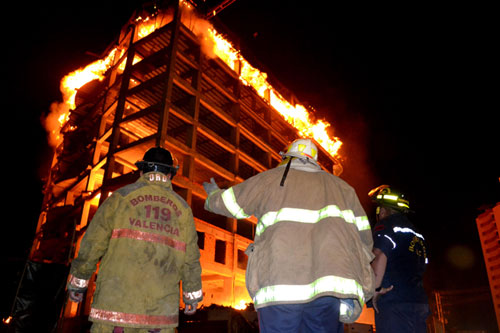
[208,29,342,158]
[45,47,125,147]
[137,16,157,39]
[62,48,124,110]
[48,2,342,159]
[2,316,12,325]
[233,299,248,310]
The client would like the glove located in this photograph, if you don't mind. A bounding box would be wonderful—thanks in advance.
[203,177,220,196]
[68,289,85,303]
[184,302,198,315]
[67,275,88,303]
[183,289,203,315]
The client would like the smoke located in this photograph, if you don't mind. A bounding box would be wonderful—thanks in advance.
[180,6,217,58]
[311,93,378,214]
[43,100,69,149]
[339,115,378,212]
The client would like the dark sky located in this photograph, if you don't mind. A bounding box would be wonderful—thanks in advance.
[215,0,499,293]
[2,0,498,325]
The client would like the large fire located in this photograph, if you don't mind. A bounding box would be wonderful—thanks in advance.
[45,1,342,159]
[208,30,342,157]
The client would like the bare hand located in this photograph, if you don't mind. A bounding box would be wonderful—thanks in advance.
[372,285,394,313]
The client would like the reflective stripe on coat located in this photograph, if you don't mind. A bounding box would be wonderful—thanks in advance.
[205,166,375,313]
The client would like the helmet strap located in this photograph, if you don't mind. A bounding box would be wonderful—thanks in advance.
[280,157,293,187]
[138,161,178,177]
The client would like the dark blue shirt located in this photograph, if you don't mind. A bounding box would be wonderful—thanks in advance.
[373,213,428,305]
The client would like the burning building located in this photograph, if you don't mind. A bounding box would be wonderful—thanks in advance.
[18,1,377,331]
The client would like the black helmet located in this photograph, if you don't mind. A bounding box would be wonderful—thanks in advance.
[368,185,410,213]
[135,147,178,177]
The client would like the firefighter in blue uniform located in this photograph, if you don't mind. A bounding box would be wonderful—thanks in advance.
[368,185,430,333]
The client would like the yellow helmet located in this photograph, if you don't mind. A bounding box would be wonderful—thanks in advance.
[280,138,319,166]
[368,185,410,212]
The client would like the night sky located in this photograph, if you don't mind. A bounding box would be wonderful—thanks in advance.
[2,0,498,328]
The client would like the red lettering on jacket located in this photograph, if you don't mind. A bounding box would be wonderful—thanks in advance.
[129,195,183,218]
[128,217,179,236]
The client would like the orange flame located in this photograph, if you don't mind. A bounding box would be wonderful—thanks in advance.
[209,29,342,158]
[48,3,342,159]
[233,299,248,310]
[45,47,125,147]
[62,47,124,110]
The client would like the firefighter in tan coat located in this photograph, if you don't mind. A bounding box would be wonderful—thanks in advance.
[204,138,375,333]
[68,147,202,333]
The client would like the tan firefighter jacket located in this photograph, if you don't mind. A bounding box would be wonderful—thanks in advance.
[205,164,375,318]
[69,173,202,329]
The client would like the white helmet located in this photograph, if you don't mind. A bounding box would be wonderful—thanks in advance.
[280,138,319,166]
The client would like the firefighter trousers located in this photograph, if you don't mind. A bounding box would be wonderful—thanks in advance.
[375,302,430,333]
[257,296,344,333]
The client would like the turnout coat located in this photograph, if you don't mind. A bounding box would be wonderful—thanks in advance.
[205,163,375,318]
[69,173,202,329]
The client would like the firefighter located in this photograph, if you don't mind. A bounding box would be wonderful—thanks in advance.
[203,138,375,333]
[67,147,202,333]
[368,185,430,333]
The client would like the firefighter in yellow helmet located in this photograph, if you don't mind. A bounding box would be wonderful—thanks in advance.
[203,138,375,333]
[368,185,429,333]
[68,147,202,333]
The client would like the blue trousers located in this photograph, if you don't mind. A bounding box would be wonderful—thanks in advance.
[257,296,344,333]
[375,302,430,333]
